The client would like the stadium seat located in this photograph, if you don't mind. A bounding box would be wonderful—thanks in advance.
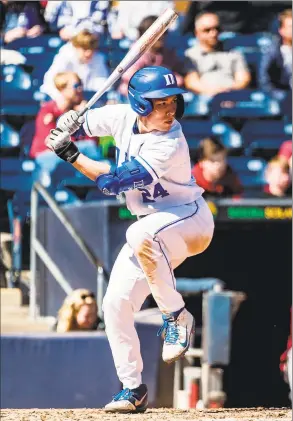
[0,121,20,155]
[180,120,242,153]
[51,161,95,199]
[7,34,65,54]
[1,83,46,116]
[183,92,210,117]
[0,158,37,193]
[241,121,292,159]
[227,156,266,191]
[210,89,281,120]
[26,51,57,86]
[223,32,275,54]
[1,64,32,90]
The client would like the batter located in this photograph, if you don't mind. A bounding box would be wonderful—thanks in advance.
[47,66,215,413]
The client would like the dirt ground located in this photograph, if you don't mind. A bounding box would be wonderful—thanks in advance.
[1,408,291,421]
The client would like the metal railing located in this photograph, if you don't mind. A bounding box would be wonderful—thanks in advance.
[29,182,107,319]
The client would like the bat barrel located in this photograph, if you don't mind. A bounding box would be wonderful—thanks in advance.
[78,8,178,117]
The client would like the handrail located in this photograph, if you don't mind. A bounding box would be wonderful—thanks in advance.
[30,182,107,319]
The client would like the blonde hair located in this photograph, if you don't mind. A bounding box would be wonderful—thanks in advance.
[54,72,81,91]
[71,30,99,50]
[267,155,290,172]
[56,288,98,333]
[279,9,292,26]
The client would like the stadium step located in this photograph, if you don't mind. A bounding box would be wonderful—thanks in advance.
[1,288,53,333]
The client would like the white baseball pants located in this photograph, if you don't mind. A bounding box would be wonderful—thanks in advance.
[103,196,214,389]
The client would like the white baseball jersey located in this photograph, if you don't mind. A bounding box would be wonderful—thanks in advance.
[83,104,204,215]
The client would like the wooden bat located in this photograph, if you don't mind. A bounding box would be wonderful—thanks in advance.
[78,8,178,117]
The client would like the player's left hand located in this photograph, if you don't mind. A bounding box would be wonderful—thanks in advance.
[46,129,80,163]
[57,110,85,135]
[96,174,119,195]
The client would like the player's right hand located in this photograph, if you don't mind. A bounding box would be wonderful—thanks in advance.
[46,129,80,163]
[57,110,85,135]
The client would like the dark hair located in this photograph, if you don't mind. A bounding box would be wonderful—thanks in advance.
[138,15,160,37]
[197,136,226,161]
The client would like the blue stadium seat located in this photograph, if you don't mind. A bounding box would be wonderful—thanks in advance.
[183,92,210,117]
[0,121,20,154]
[7,34,65,54]
[227,156,266,191]
[242,121,292,159]
[51,161,95,198]
[1,83,46,116]
[0,158,37,192]
[1,64,32,90]
[211,89,281,119]
[27,51,57,86]
[180,120,242,152]
[223,32,275,54]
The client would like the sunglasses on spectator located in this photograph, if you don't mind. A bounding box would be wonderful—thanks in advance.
[68,82,83,89]
[81,293,95,300]
[202,26,221,33]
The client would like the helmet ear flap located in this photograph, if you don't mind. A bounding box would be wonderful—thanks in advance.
[175,94,185,119]
[128,85,153,116]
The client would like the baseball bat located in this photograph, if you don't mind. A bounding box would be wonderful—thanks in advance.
[78,8,178,117]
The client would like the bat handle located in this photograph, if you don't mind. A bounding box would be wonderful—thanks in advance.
[77,106,89,118]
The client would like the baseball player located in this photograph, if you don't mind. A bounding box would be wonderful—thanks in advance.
[47,66,215,413]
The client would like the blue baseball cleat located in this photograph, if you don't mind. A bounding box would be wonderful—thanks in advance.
[104,383,148,413]
[158,307,195,364]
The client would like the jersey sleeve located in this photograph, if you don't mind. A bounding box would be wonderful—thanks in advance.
[136,135,180,180]
[83,104,128,138]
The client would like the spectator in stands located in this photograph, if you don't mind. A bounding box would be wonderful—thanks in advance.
[1,1,45,44]
[181,1,292,35]
[264,156,292,197]
[109,0,174,40]
[30,71,102,173]
[44,0,110,41]
[192,137,243,197]
[41,30,109,101]
[184,12,251,96]
[259,9,292,95]
[118,15,186,98]
[55,288,103,332]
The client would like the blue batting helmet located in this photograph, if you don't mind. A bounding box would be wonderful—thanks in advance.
[128,66,186,119]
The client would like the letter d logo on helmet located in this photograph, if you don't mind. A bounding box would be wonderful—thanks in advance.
[128,66,186,119]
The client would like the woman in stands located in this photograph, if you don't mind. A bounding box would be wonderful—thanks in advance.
[54,288,103,332]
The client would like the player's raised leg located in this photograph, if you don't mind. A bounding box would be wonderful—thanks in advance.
[126,197,214,363]
[102,243,150,413]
